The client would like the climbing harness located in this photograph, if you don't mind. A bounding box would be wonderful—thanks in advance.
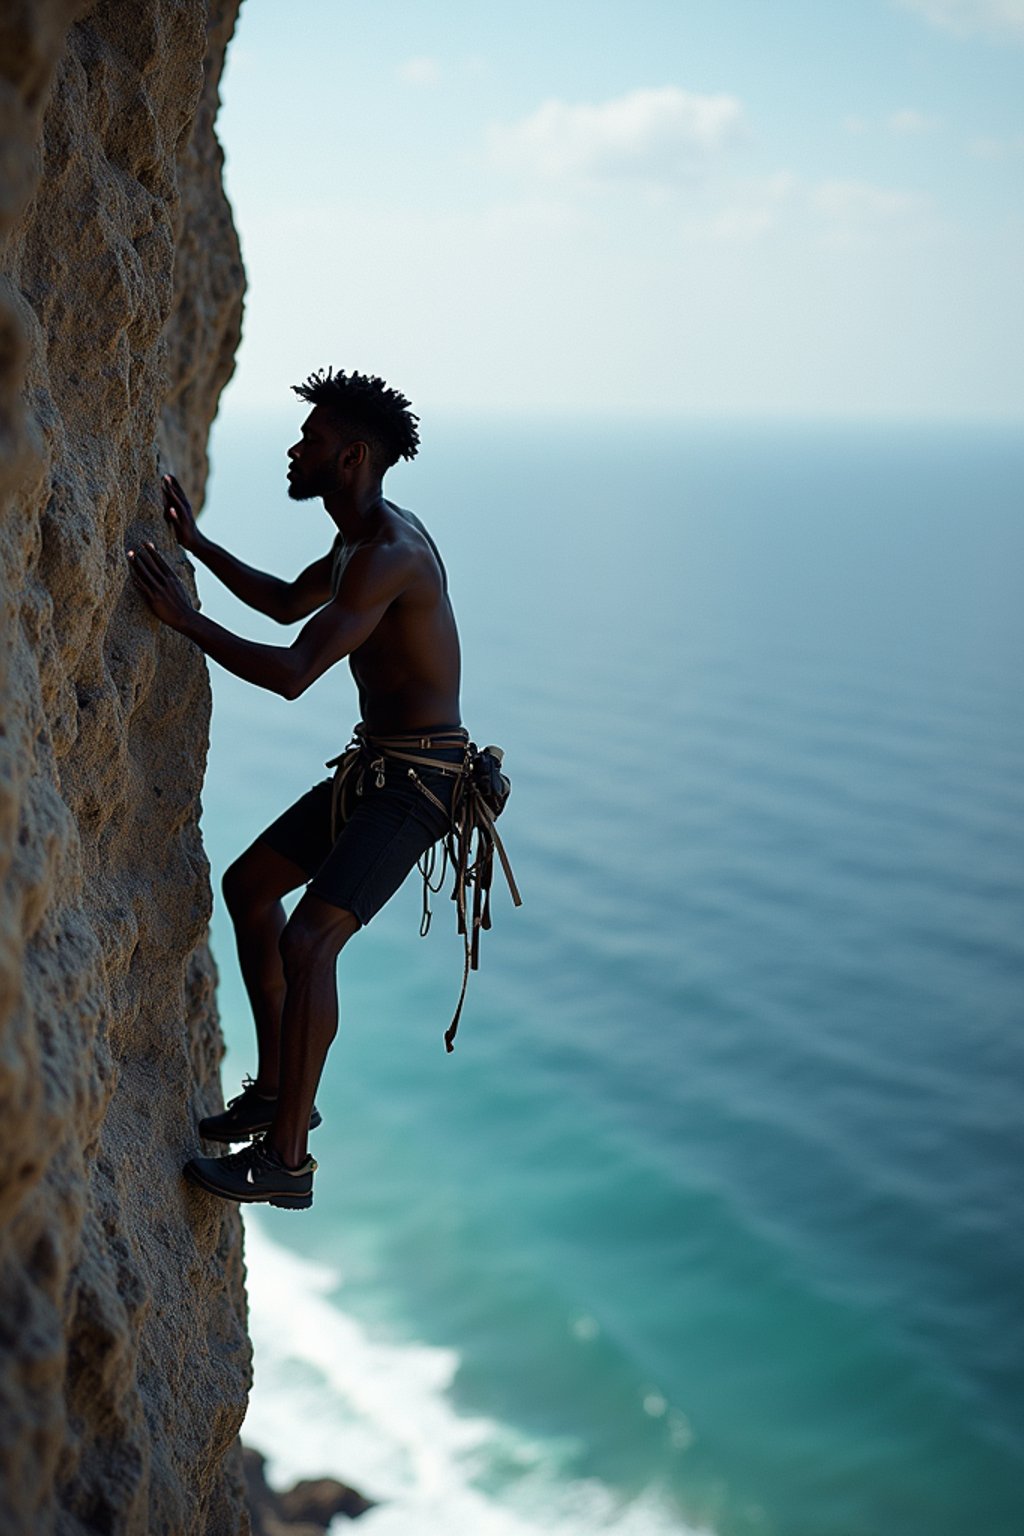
[325,724,522,1050]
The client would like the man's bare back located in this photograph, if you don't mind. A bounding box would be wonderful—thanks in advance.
[335,501,461,734]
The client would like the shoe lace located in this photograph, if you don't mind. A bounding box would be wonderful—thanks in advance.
[216,1134,278,1173]
[226,1074,261,1110]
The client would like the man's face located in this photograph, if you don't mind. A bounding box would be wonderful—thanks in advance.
[286,408,345,501]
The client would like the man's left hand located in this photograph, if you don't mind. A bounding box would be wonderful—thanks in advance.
[127,541,196,631]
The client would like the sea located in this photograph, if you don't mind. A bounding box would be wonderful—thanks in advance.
[195,413,1024,1536]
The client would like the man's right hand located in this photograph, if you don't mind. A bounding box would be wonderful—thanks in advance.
[157,479,329,623]
[163,473,205,553]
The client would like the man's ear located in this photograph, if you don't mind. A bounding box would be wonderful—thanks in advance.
[342,440,370,471]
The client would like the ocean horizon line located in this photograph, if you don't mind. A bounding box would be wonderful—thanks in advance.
[211,400,1024,433]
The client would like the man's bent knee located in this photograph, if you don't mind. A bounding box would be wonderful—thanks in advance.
[223,841,307,917]
[279,898,359,978]
[221,857,251,916]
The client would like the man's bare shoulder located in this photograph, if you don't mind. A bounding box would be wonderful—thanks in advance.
[378,499,428,545]
[333,529,410,589]
[327,507,432,608]
[382,499,449,591]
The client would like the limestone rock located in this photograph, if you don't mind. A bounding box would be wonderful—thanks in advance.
[0,3,248,1533]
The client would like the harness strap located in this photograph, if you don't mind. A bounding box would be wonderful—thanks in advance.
[325,725,521,1050]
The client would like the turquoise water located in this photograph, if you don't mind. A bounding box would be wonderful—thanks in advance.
[196,415,1024,1536]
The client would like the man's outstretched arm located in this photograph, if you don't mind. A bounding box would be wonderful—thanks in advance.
[163,474,334,623]
[127,539,402,699]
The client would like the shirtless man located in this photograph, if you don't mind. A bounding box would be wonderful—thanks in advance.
[128,369,463,1211]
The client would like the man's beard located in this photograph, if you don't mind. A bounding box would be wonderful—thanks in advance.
[287,456,342,501]
[287,473,316,501]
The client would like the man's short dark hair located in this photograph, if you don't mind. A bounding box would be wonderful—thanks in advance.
[292,367,420,470]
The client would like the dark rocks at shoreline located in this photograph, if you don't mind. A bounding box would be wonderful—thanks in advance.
[243,1445,376,1532]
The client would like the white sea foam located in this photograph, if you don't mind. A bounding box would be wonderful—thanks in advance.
[241,1215,711,1536]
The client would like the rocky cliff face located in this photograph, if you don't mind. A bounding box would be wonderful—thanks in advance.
[0,3,248,1532]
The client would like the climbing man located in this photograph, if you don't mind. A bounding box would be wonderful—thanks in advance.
[128,369,471,1211]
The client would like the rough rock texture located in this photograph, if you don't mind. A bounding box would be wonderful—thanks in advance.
[0,3,248,1533]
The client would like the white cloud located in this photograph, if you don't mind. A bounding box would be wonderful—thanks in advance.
[398,56,442,86]
[845,108,941,135]
[679,173,928,248]
[692,207,775,241]
[970,131,1024,156]
[896,0,1024,40]
[888,107,940,133]
[683,171,798,241]
[812,179,928,220]
[808,179,931,249]
[489,86,744,188]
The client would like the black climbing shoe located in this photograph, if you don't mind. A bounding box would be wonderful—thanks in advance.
[198,1076,322,1144]
[183,1135,317,1211]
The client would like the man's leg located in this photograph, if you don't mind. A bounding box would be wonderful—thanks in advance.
[270,892,360,1168]
[221,840,310,1096]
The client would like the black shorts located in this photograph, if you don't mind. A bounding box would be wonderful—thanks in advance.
[259,737,464,927]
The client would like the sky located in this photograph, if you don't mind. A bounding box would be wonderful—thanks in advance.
[216,0,1024,420]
